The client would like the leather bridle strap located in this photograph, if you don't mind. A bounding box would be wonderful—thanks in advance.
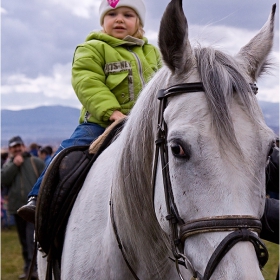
[180,215,262,240]
[157,83,205,99]
[152,81,266,280]
[153,87,187,259]
[153,83,210,258]
[202,229,268,280]
[179,215,268,280]
[110,199,140,280]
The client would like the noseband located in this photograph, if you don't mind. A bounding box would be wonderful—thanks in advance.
[152,82,268,279]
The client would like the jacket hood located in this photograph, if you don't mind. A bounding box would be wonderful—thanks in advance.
[85,32,148,47]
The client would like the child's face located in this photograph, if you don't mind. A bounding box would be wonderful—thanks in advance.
[103,7,138,39]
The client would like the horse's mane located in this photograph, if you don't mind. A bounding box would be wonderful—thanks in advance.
[113,46,267,276]
[114,67,172,277]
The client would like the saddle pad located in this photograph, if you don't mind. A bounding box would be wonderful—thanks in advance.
[89,116,126,154]
[35,118,126,261]
[36,145,93,255]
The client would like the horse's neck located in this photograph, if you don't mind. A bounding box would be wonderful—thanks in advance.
[110,131,182,278]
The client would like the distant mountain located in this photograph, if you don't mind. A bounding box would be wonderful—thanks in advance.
[1,106,80,148]
[1,102,279,148]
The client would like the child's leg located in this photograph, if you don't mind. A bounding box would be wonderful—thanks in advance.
[28,122,105,197]
[17,122,105,223]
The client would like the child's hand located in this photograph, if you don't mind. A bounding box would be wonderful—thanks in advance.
[109,110,126,122]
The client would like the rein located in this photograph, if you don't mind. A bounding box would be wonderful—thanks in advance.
[110,199,140,280]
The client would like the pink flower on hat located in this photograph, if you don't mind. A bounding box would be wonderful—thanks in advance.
[100,0,146,26]
[107,0,119,8]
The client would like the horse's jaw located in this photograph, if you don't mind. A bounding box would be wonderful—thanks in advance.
[183,234,264,279]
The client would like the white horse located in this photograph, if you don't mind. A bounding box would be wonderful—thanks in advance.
[38,0,276,279]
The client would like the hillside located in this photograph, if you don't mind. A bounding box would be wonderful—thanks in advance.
[1,106,80,147]
[1,102,279,148]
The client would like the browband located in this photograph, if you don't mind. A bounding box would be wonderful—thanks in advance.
[158,82,258,100]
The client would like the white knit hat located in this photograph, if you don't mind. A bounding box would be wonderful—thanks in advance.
[99,0,146,27]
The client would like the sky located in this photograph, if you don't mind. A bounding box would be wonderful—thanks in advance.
[1,0,279,111]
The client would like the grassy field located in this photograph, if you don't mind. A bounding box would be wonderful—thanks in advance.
[1,226,25,280]
[1,226,279,279]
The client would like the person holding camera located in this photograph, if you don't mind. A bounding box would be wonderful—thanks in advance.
[1,136,45,279]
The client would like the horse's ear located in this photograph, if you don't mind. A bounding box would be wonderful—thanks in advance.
[158,0,194,74]
[236,4,276,81]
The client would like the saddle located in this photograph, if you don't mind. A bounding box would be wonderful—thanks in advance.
[35,118,126,280]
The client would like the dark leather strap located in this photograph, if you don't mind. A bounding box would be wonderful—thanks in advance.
[157,82,205,100]
[180,216,262,241]
[110,200,140,280]
[178,216,266,280]
[202,229,268,280]
[26,237,38,280]
[153,96,185,259]
[152,81,265,280]
[157,82,257,100]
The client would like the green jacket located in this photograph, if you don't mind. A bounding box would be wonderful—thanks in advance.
[1,152,45,214]
[72,32,162,127]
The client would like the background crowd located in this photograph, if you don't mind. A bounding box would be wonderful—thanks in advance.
[1,136,55,279]
[1,139,55,229]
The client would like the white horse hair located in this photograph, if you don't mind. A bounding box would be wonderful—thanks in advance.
[38,0,276,279]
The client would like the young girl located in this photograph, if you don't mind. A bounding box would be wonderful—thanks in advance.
[17,0,162,223]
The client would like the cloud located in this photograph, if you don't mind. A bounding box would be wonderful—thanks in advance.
[1,24,279,111]
[48,0,101,18]
[1,7,7,14]
[189,24,279,53]
[1,0,278,111]
[2,63,81,110]
[188,25,279,103]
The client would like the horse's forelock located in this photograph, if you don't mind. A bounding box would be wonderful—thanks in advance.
[194,46,263,156]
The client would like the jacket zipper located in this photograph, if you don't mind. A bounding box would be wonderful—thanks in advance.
[127,48,146,88]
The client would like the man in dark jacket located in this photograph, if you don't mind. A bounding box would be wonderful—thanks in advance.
[261,145,279,280]
[261,145,279,243]
[1,136,45,279]
[266,145,279,199]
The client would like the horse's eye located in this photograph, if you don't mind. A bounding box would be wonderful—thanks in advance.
[170,143,190,159]
[171,144,184,155]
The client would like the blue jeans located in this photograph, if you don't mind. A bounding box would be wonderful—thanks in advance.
[28,123,105,197]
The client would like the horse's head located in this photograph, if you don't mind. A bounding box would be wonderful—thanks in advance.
[155,0,276,278]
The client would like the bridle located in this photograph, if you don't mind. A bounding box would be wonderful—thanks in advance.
[151,82,268,280]
[111,82,268,280]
